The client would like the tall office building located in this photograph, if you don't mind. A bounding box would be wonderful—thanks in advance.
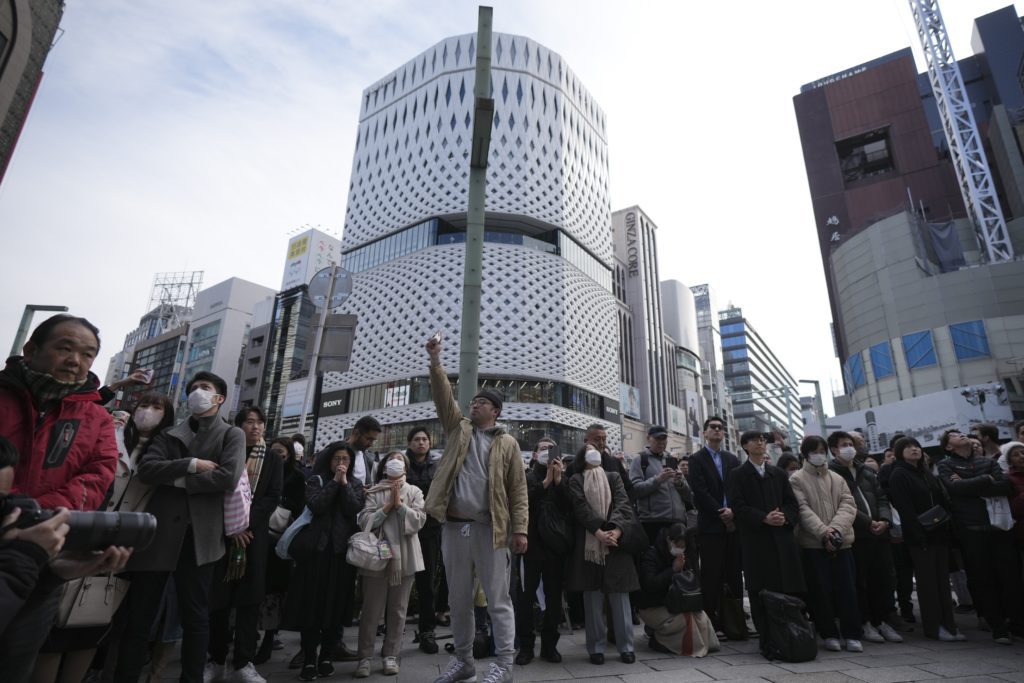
[660,280,706,453]
[316,32,620,452]
[690,283,737,450]
[794,5,1024,419]
[719,306,803,441]
[0,0,63,185]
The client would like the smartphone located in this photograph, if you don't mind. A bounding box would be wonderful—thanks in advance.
[664,455,679,469]
[429,330,442,344]
[141,368,154,383]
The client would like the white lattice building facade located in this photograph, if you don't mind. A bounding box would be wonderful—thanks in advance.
[316,32,621,453]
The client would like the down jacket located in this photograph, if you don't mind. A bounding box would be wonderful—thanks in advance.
[789,459,856,550]
[0,362,117,511]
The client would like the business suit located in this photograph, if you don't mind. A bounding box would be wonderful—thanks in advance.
[687,445,743,630]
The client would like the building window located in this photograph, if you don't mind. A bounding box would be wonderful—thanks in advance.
[870,342,894,379]
[902,330,937,369]
[724,348,748,360]
[949,320,990,361]
[846,353,866,388]
[720,322,744,335]
[721,335,746,349]
[835,127,893,184]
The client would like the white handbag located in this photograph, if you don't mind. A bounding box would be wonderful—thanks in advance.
[268,505,294,538]
[985,496,1014,531]
[56,573,130,628]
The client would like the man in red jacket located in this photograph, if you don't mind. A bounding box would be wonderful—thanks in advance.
[0,314,118,511]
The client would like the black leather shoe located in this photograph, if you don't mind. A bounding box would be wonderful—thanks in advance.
[331,642,360,662]
[515,648,534,666]
[589,653,604,665]
[318,659,335,677]
[253,635,274,665]
[540,647,562,663]
[620,652,635,664]
[418,631,439,655]
[299,664,317,681]
[289,652,304,670]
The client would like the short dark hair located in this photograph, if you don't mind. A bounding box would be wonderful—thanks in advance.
[666,522,687,544]
[777,453,800,471]
[893,436,924,469]
[124,392,175,452]
[26,314,101,351]
[291,433,306,447]
[313,441,356,478]
[0,435,19,469]
[585,423,607,434]
[703,415,726,430]
[827,431,854,449]
[407,426,431,444]
[269,437,296,465]
[799,435,829,457]
[353,415,382,434]
[740,430,765,447]
[888,433,906,449]
[234,406,266,427]
[187,371,227,397]
[375,451,412,484]
[940,429,962,451]
[973,423,998,441]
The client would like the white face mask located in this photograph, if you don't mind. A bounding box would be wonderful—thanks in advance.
[536,449,550,466]
[669,546,686,557]
[585,449,602,466]
[385,459,405,478]
[132,407,163,433]
[808,452,827,467]
[187,388,217,414]
[293,443,304,458]
[836,446,857,463]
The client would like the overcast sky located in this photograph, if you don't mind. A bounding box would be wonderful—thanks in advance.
[0,0,1018,416]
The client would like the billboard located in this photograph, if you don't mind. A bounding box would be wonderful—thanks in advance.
[281,229,342,291]
[827,382,1013,453]
[668,404,685,435]
[684,390,703,438]
[281,378,309,418]
[619,383,641,420]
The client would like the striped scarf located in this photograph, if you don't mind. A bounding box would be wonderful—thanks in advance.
[8,357,86,411]
[246,439,266,493]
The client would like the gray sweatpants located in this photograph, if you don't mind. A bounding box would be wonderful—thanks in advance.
[441,521,515,667]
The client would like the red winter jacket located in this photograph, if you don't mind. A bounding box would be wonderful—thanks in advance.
[0,368,118,511]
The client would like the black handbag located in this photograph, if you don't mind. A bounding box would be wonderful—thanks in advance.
[665,569,703,614]
[759,590,817,662]
[917,504,949,531]
[719,583,748,640]
[537,499,573,554]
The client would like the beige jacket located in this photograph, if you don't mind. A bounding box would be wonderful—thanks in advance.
[789,460,856,550]
[423,359,529,549]
[358,481,427,579]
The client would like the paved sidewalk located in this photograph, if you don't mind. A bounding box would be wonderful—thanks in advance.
[160,608,1024,683]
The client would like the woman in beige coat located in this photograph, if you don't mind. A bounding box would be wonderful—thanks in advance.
[354,451,427,678]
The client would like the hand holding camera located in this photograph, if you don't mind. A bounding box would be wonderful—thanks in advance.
[2,507,70,559]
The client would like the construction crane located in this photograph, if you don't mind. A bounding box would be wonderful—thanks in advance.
[908,0,1014,263]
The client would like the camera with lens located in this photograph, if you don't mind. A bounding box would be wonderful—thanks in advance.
[0,494,157,552]
[823,528,843,551]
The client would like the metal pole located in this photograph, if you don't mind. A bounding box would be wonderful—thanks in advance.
[298,265,336,436]
[457,6,494,412]
[10,305,69,357]
[784,385,795,447]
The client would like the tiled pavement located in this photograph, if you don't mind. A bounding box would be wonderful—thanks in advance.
[158,609,1024,683]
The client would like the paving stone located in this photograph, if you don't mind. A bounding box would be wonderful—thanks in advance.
[842,665,936,682]
[834,654,935,668]
[763,673,863,683]
[619,669,714,683]
[915,659,1016,677]
[694,662,791,680]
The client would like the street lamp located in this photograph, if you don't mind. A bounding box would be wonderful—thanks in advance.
[10,305,69,357]
[799,379,827,438]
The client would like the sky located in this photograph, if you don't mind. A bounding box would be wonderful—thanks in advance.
[0,0,1019,417]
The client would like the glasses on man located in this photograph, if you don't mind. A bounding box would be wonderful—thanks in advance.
[469,399,493,407]
[707,424,725,431]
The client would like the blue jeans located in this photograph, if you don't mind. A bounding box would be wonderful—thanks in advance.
[802,548,862,640]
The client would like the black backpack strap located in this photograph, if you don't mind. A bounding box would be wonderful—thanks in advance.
[641,452,650,477]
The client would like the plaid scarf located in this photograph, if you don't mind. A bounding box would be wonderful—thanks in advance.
[6,357,86,411]
[246,438,266,494]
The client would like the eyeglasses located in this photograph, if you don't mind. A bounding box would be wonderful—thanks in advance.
[469,399,493,407]
[707,424,725,431]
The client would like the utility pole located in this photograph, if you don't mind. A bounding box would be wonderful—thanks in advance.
[10,305,68,356]
[457,6,495,412]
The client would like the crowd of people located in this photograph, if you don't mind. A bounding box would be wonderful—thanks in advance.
[2,314,1024,683]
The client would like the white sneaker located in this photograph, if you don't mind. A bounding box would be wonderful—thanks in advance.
[354,659,371,678]
[862,623,884,643]
[433,657,476,683]
[823,638,841,652]
[877,622,904,643]
[845,639,863,653]
[382,656,399,676]
[203,662,226,683]
[938,626,957,642]
[480,663,512,683]
[229,663,266,683]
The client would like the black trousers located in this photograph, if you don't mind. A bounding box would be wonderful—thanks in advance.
[114,529,215,683]
[209,603,259,669]
[514,549,564,650]
[853,537,895,626]
[907,543,956,639]
[414,527,441,632]
[958,528,1024,638]
[803,548,861,640]
[0,587,60,683]
[890,541,914,615]
[697,531,742,628]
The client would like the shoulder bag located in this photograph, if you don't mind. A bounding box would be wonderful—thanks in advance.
[346,530,392,571]
[56,573,130,628]
[665,569,703,614]
[223,469,252,537]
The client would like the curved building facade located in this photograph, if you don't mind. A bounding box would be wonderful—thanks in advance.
[316,32,620,452]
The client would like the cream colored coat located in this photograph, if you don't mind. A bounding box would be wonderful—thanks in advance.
[789,460,856,550]
[357,481,427,579]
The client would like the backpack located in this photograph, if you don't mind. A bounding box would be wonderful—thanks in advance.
[759,590,817,662]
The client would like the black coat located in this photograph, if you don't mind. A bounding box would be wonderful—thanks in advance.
[887,460,952,547]
[829,460,892,538]
[406,452,440,532]
[211,446,284,608]
[566,471,639,594]
[266,464,307,595]
[727,461,805,594]
[936,452,1013,530]
[687,446,741,533]
[524,461,572,558]
[635,527,680,610]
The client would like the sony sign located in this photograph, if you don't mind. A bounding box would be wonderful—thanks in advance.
[625,211,639,277]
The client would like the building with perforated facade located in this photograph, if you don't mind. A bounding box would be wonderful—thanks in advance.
[314,32,621,454]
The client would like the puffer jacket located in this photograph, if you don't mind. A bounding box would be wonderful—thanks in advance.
[629,448,691,524]
[936,452,1013,530]
[0,361,117,511]
[423,359,528,550]
[829,459,892,538]
[790,460,856,549]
